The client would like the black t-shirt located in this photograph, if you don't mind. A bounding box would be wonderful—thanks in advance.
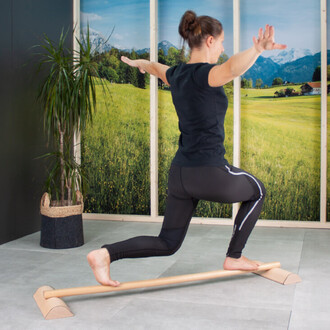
[166,62,229,167]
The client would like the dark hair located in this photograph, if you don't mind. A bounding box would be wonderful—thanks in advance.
[178,10,223,49]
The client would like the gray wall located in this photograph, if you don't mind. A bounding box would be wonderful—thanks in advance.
[0,0,73,244]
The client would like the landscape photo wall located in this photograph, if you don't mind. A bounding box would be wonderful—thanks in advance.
[81,0,151,215]
[81,0,328,221]
[239,0,324,220]
[157,0,234,219]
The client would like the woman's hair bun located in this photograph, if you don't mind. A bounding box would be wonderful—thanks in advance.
[178,10,223,49]
[179,10,200,40]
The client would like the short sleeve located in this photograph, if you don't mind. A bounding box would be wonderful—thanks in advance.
[165,65,177,86]
[193,63,217,89]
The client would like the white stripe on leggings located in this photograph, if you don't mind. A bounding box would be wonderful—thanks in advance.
[225,165,263,231]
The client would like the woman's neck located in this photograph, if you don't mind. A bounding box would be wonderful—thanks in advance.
[187,48,211,64]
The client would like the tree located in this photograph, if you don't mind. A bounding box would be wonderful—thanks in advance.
[99,64,118,82]
[218,53,229,65]
[125,66,137,85]
[167,47,180,66]
[179,46,188,63]
[274,89,285,97]
[108,54,120,70]
[158,48,166,64]
[241,78,248,88]
[241,78,253,88]
[137,71,146,89]
[285,88,294,96]
[272,77,283,86]
[34,26,110,205]
[255,78,263,88]
[117,61,127,83]
[313,66,321,82]
[312,65,330,81]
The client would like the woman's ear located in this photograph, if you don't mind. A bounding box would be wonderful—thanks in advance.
[205,35,214,48]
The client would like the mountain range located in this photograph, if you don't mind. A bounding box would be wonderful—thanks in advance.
[83,29,176,55]
[242,50,329,86]
[84,29,328,85]
[268,48,314,65]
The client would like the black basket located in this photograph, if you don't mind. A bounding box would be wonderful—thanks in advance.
[40,214,84,249]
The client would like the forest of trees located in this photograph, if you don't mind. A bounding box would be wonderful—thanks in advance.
[91,46,229,89]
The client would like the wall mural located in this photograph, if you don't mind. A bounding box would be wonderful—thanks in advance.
[81,0,151,215]
[81,0,328,221]
[240,0,323,220]
[157,0,234,219]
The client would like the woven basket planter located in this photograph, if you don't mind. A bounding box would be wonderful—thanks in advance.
[40,192,84,249]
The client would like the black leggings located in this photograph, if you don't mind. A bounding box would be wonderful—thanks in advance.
[102,164,266,262]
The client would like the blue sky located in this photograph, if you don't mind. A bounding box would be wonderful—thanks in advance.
[81,0,322,56]
[158,0,233,55]
[240,0,321,57]
[81,0,150,50]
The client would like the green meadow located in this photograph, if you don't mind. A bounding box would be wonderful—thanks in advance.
[82,80,327,221]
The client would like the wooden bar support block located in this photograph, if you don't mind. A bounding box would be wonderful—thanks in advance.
[253,261,302,285]
[33,286,73,320]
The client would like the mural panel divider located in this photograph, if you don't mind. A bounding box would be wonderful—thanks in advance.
[150,0,159,220]
[320,0,327,223]
[73,0,81,167]
[232,0,241,220]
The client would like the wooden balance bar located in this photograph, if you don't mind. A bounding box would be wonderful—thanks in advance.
[33,261,301,320]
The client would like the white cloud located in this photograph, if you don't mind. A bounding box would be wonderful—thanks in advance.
[81,12,102,25]
[113,33,123,40]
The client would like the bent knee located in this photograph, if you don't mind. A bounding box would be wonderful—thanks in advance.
[160,238,182,256]
[158,227,186,256]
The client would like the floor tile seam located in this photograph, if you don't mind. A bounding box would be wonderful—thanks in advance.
[287,310,293,330]
[288,230,305,330]
[107,296,137,320]
[133,294,293,312]
[156,259,183,278]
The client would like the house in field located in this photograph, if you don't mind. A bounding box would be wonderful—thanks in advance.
[300,82,321,95]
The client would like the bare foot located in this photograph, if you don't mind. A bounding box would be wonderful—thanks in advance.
[223,256,261,271]
[87,248,120,286]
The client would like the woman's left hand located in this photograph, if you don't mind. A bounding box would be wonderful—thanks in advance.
[253,25,287,53]
[121,56,145,73]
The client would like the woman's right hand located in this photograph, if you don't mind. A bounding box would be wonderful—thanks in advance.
[253,24,286,53]
[121,56,145,74]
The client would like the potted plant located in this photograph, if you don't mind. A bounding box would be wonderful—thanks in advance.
[34,26,109,248]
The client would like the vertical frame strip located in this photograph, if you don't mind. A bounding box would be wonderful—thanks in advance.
[320,0,327,222]
[150,0,159,219]
[73,0,81,166]
[232,0,241,219]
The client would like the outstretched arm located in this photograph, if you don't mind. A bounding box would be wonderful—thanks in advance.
[209,25,286,87]
[121,56,170,86]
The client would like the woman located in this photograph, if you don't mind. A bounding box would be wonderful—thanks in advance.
[87,10,286,286]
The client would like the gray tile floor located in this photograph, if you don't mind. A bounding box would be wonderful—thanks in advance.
[1,220,330,330]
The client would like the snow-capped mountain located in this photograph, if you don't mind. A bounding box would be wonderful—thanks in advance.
[242,50,330,86]
[269,48,314,65]
[158,40,177,55]
[136,40,177,55]
[81,28,112,53]
[81,27,177,56]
